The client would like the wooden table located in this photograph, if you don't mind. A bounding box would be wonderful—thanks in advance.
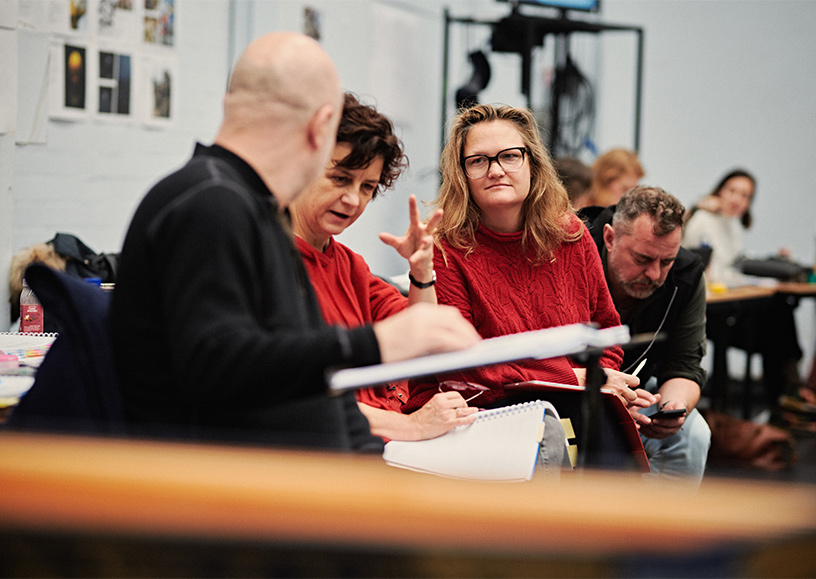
[705,282,816,416]
[1,431,815,577]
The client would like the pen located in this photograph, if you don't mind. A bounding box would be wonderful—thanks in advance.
[632,358,647,378]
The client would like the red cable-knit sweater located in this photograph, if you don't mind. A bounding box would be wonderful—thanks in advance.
[405,219,624,412]
[295,236,408,411]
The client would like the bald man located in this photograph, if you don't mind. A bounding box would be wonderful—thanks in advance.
[111,33,479,450]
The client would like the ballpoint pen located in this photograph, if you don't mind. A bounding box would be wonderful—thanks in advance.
[632,358,647,378]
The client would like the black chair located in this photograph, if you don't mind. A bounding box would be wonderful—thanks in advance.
[6,263,125,434]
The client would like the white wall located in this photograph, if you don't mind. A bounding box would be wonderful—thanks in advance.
[3,0,814,373]
[596,0,816,379]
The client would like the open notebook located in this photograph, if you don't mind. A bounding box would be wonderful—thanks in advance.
[382,399,557,482]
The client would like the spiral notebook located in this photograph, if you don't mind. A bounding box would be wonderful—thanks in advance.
[0,332,58,368]
[382,400,557,482]
[0,332,58,401]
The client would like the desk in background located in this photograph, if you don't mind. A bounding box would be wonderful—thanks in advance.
[705,282,816,417]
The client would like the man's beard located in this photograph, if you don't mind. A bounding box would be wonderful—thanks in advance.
[619,277,661,300]
[609,262,662,300]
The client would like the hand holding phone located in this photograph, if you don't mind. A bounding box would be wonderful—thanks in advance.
[649,407,686,419]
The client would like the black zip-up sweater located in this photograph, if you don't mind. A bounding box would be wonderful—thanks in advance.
[111,144,382,450]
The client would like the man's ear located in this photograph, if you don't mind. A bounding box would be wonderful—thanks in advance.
[306,103,336,152]
[602,223,616,252]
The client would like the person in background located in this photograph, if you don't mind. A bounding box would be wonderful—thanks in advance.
[683,169,809,422]
[554,156,593,210]
[682,169,756,285]
[579,186,711,487]
[110,33,480,451]
[587,148,644,207]
[405,104,657,473]
[290,93,479,442]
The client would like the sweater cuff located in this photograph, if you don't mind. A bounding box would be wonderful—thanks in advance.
[336,325,381,367]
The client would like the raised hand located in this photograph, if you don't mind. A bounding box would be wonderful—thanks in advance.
[379,194,443,284]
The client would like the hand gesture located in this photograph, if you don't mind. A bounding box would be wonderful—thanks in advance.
[379,194,443,282]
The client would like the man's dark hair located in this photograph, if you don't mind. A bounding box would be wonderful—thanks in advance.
[612,185,686,236]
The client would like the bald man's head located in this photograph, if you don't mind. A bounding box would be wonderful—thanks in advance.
[224,32,341,126]
[216,32,343,206]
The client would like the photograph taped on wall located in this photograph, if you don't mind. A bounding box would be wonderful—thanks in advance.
[143,0,174,47]
[95,49,133,118]
[98,0,139,41]
[140,54,176,127]
[48,39,93,120]
[44,0,90,36]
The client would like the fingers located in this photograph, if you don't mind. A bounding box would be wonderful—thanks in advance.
[639,417,683,439]
[378,231,398,249]
[630,408,651,429]
[425,208,444,234]
[408,194,421,228]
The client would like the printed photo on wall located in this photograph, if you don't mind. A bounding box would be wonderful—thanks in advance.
[98,0,138,41]
[97,50,132,116]
[45,0,89,35]
[69,0,88,31]
[49,40,93,120]
[64,44,86,109]
[144,0,174,47]
[141,55,176,127]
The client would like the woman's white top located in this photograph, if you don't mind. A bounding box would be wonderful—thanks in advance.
[683,209,744,284]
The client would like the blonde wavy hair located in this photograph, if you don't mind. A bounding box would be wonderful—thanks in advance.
[433,104,581,262]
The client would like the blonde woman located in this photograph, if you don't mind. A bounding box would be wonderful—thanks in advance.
[405,104,653,433]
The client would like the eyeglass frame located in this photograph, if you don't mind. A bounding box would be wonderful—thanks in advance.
[461,146,528,179]
[438,380,489,403]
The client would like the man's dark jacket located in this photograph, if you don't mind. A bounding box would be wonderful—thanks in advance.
[579,205,707,389]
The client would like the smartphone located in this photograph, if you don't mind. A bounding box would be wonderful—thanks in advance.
[649,407,687,420]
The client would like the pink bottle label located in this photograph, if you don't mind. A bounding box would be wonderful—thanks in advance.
[20,304,44,334]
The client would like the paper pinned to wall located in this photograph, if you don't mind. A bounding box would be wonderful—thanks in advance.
[0,0,18,30]
[0,29,15,135]
[16,27,49,144]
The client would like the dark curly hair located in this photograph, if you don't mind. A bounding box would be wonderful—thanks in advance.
[334,92,407,197]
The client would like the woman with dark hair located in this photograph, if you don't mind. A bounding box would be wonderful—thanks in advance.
[684,169,809,416]
[290,93,480,442]
[404,104,656,464]
[683,169,756,284]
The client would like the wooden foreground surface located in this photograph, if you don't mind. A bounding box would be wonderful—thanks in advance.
[1,431,815,560]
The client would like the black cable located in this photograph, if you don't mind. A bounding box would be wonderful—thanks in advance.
[551,55,595,157]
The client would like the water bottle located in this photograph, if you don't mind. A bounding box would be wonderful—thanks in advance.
[20,279,44,334]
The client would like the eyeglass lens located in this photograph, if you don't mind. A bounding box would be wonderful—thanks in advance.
[463,147,526,178]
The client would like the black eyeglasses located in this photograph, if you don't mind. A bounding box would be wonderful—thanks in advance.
[461,147,528,179]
